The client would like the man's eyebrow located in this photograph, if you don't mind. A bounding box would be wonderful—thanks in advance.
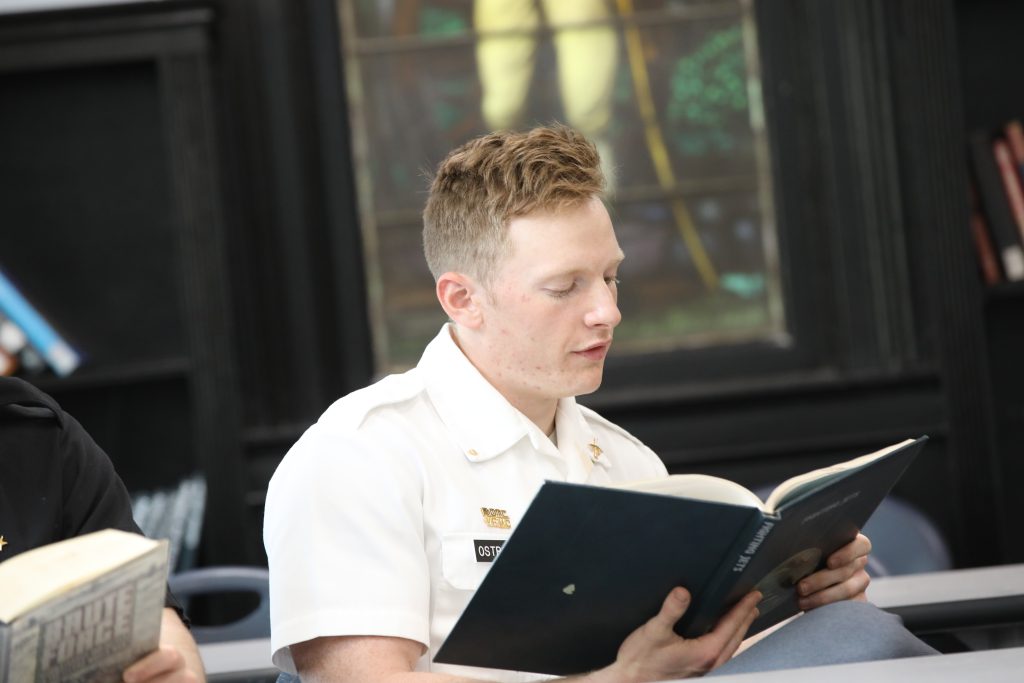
[538,255,625,280]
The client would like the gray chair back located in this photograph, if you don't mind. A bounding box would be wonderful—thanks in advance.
[168,566,271,644]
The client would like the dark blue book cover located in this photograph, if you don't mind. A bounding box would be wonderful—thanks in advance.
[434,436,927,676]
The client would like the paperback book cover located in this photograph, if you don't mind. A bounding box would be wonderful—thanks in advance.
[0,529,168,683]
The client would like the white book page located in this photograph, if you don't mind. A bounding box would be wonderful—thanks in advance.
[611,474,765,510]
[763,439,915,513]
[0,529,161,621]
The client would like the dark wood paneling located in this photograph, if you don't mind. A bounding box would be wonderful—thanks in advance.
[883,0,1005,566]
[0,2,255,565]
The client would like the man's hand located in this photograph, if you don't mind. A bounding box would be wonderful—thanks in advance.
[122,608,205,683]
[123,645,196,683]
[796,533,872,611]
[597,587,762,681]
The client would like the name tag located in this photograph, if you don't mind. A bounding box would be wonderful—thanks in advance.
[474,539,505,563]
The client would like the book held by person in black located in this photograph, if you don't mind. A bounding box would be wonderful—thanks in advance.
[434,436,928,676]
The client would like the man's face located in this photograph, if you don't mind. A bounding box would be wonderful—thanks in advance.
[471,196,623,416]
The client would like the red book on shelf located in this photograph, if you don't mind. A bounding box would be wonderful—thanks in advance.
[1004,119,1024,169]
[968,130,1024,280]
[970,210,1004,286]
[993,138,1024,244]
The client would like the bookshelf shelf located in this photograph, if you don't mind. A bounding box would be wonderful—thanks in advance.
[985,280,1024,303]
[27,356,192,394]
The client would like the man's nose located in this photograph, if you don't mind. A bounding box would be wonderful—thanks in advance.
[584,281,621,328]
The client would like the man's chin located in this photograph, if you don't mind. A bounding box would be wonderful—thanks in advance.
[571,370,605,397]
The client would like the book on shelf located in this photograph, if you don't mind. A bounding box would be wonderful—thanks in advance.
[993,139,1024,244]
[0,266,80,377]
[0,529,168,683]
[131,474,207,572]
[1004,120,1024,177]
[0,349,16,377]
[434,436,928,676]
[969,209,1004,286]
[968,130,1024,281]
[0,313,26,355]
[0,313,28,377]
[968,181,1004,286]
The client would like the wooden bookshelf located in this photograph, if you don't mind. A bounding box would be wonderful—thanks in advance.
[0,2,255,566]
[986,281,1024,302]
[955,0,1024,563]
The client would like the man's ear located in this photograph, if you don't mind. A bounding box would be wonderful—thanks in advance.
[436,271,485,328]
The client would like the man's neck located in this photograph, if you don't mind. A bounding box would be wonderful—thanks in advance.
[525,403,557,438]
[448,325,558,435]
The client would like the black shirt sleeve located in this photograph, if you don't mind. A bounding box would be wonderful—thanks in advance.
[58,412,141,538]
[0,377,186,618]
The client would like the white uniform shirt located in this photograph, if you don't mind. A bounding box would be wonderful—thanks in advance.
[264,324,668,681]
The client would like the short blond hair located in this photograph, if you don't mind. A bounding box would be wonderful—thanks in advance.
[422,124,606,284]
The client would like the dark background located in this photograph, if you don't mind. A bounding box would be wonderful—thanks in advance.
[0,0,1020,572]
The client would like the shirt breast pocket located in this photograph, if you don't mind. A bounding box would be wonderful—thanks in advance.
[440,531,510,591]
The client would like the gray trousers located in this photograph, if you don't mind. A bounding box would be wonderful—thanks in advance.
[708,601,940,676]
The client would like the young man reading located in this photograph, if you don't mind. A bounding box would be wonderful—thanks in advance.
[264,125,935,681]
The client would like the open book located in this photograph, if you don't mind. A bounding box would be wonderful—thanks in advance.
[434,436,928,676]
[616,438,918,514]
[0,529,168,683]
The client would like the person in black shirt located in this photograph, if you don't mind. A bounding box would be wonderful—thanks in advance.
[0,376,205,683]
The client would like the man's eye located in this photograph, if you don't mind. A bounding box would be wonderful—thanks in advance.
[548,283,577,298]
[605,276,621,286]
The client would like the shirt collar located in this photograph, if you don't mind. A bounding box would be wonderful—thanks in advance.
[417,325,614,473]
[555,396,613,477]
[418,324,534,462]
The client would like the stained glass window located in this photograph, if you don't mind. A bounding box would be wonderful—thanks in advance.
[337,0,784,371]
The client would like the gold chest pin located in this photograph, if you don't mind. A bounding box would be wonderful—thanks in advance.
[481,507,511,529]
[588,439,603,463]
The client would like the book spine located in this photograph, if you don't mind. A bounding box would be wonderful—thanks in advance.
[968,131,1024,280]
[0,313,26,357]
[1004,119,1024,173]
[0,349,15,377]
[0,313,27,377]
[682,513,774,637]
[993,139,1024,244]
[23,543,167,682]
[969,210,1004,285]
[178,475,207,571]
[0,268,80,376]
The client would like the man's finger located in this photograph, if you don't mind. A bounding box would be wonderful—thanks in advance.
[799,569,870,611]
[799,554,868,598]
[713,602,760,669]
[700,591,761,650]
[647,587,692,634]
[827,533,872,569]
[122,645,182,683]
